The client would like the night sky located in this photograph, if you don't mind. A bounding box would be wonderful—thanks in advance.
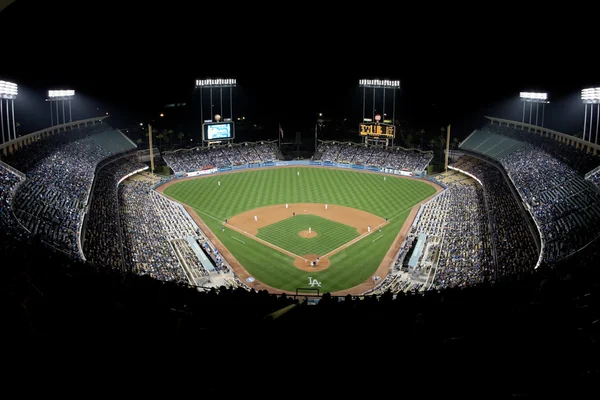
[0,0,593,142]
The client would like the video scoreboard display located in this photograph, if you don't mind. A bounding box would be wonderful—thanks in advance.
[203,121,235,141]
[359,123,395,138]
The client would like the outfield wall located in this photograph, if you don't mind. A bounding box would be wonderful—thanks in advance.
[172,160,427,178]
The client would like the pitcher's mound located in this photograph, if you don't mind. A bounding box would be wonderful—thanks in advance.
[294,254,331,271]
[298,230,317,238]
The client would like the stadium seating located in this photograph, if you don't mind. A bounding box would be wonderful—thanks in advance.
[0,161,25,234]
[316,142,432,171]
[454,156,540,273]
[163,142,280,172]
[83,155,147,269]
[460,127,600,262]
[3,124,137,257]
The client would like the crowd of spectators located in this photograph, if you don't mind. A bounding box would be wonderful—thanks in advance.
[11,135,112,256]
[586,166,600,191]
[163,142,280,172]
[83,155,147,269]
[316,142,432,171]
[118,175,212,283]
[424,180,493,288]
[498,145,600,262]
[483,123,599,175]
[454,156,539,275]
[0,124,137,259]
[3,124,108,172]
[119,178,188,282]
[0,162,25,235]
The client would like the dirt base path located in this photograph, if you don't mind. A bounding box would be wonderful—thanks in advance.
[156,167,443,295]
[229,203,384,235]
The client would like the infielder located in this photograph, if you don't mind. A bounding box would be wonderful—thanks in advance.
[254,215,258,221]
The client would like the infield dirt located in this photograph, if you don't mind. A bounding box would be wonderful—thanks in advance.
[227,203,384,235]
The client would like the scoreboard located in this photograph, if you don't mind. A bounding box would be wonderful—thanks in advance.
[203,121,235,141]
[359,123,395,138]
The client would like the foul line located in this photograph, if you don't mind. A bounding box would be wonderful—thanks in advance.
[387,205,414,222]
[372,235,384,243]
[225,223,308,261]
[232,236,246,244]
[317,205,415,260]
[191,206,225,224]
[190,205,308,261]
[189,203,412,263]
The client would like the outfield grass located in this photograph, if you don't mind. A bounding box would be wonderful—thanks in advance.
[256,214,359,256]
[164,167,436,293]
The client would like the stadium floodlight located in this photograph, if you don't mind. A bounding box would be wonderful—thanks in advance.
[519,91,549,129]
[48,89,75,98]
[582,88,600,144]
[47,89,75,127]
[582,88,600,103]
[195,78,236,87]
[520,92,548,101]
[358,79,400,149]
[196,78,236,145]
[0,80,18,99]
[359,79,401,88]
[0,80,18,148]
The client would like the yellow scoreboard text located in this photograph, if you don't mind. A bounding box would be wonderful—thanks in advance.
[359,123,395,138]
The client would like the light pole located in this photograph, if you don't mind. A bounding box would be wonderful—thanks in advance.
[519,92,549,131]
[0,80,18,150]
[582,88,600,144]
[359,79,400,148]
[47,89,75,127]
[196,78,236,146]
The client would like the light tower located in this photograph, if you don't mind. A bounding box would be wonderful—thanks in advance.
[358,79,400,147]
[519,92,549,130]
[47,89,75,126]
[195,78,236,145]
[0,80,18,146]
[582,88,600,144]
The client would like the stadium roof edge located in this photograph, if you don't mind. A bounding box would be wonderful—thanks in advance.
[0,115,110,151]
[485,116,600,153]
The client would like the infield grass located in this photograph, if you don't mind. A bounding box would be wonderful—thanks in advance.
[163,167,436,293]
[256,214,359,256]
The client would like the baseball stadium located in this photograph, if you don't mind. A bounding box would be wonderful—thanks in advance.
[1,1,599,396]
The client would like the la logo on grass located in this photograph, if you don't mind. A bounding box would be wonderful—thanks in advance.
[308,277,321,287]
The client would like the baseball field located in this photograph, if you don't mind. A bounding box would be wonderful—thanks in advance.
[160,167,439,294]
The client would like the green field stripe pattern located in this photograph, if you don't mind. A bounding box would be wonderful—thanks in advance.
[256,215,359,256]
[164,168,436,293]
